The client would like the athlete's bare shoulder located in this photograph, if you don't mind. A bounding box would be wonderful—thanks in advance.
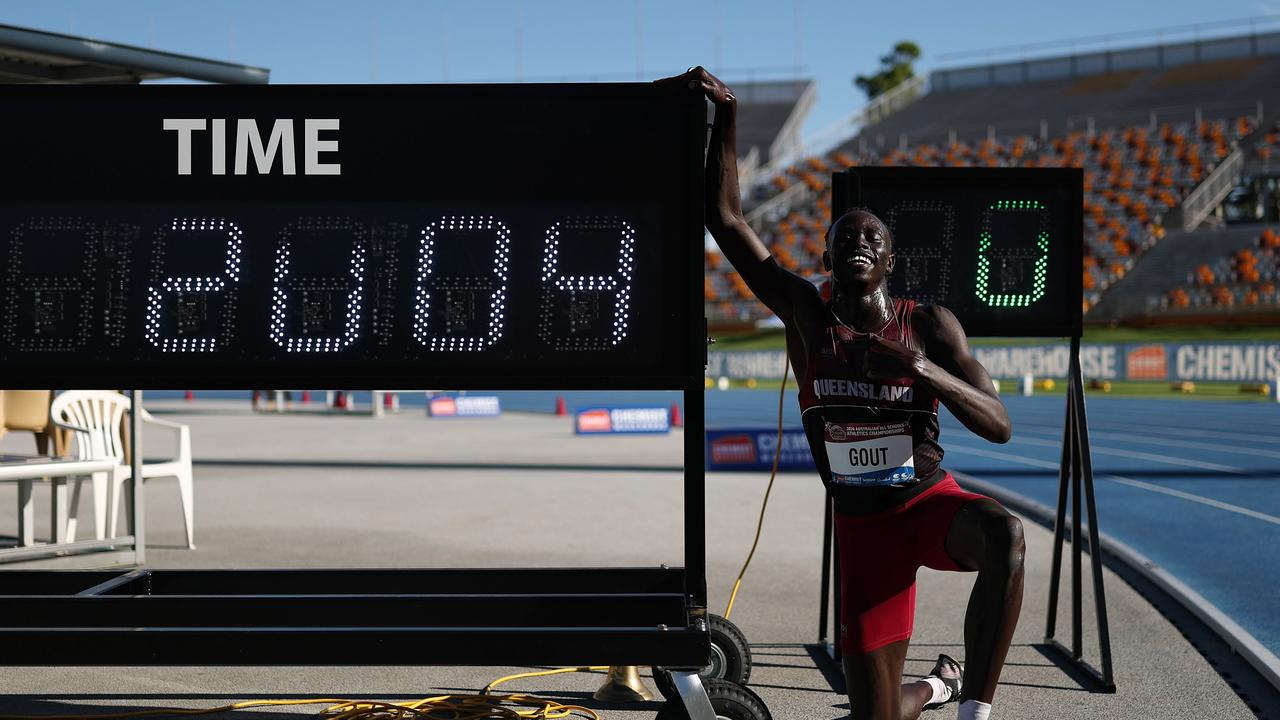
[769,262,827,331]
[911,304,968,354]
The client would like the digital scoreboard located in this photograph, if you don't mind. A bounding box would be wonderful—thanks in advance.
[832,167,1083,337]
[0,84,704,388]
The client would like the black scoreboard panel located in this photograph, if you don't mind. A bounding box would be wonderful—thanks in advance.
[832,167,1083,338]
[0,84,703,389]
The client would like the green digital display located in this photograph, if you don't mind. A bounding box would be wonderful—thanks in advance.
[976,200,1049,308]
[833,167,1082,338]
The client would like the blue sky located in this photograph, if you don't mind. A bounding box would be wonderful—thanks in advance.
[5,1,1278,135]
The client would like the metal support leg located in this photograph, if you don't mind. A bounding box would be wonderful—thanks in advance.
[818,493,833,650]
[670,670,717,720]
[17,479,34,546]
[130,390,145,564]
[50,477,69,543]
[1043,336,1116,692]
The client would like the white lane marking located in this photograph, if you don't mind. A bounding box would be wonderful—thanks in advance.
[1007,436,1246,474]
[1103,475,1280,526]
[999,420,1280,447]
[1013,426,1280,460]
[944,444,1060,469]
[944,444,1280,526]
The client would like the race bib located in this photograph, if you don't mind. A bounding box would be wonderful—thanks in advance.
[823,420,916,486]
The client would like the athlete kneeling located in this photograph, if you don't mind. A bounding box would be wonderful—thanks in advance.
[671,67,1024,720]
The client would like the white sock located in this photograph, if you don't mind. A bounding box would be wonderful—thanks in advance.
[957,699,992,720]
[920,675,950,705]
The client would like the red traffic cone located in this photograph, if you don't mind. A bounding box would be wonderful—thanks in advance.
[184,390,194,402]
[670,402,682,427]
[334,390,347,409]
[555,396,567,416]
[301,390,310,404]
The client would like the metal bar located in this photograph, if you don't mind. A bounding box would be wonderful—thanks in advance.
[832,523,842,664]
[0,627,709,667]
[0,570,135,594]
[818,493,833,645]
[1073,356,1117,691]
[130,390,145,564]
[1,594,689,628]
[83,567,687,595]
[1070,347,1084,659]
[671,671,718,720]
[76,569,151,596]
[684,383,707,611]
[1045,370,1074,642]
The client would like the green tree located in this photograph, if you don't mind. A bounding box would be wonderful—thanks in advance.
[854,41,922,99]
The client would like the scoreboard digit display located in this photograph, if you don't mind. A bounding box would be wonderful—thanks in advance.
[832,167,1083,337]
[0,84,704,389]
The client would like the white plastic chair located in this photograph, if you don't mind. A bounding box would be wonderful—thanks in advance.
[50,390,195,549]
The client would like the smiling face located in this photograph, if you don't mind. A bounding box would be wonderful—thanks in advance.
[823,209,895,290]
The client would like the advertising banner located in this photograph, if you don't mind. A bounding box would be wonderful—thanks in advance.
[708,343,1280,383]
[705,428,816,472]
[427,395,502,417]
[575,406,672,435]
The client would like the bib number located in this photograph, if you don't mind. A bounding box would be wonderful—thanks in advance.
[824,421,916,487]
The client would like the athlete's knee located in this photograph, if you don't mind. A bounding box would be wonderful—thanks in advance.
[979,513,1025,575]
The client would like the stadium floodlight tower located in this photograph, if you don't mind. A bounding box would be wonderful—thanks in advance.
[0,83,768,720]
[817,167,1115,692]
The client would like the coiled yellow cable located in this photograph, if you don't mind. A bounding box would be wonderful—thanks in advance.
[0,693,601,720]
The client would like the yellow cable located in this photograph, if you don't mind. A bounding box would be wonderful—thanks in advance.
[0,693,601,720]
[482,667,608,694]
[724,351,790,620]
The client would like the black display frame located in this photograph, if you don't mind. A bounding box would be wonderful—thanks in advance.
[0,84,715,684]
[832,166,1084,338]
[0,83,705,389]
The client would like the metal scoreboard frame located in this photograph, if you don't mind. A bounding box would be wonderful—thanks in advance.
[0,83,725,715]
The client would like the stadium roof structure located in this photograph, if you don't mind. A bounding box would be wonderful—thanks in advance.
[733,78,816,176]
[0,22,268,84]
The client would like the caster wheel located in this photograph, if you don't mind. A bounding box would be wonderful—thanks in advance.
[654,679,771,720]
[706,614,752,685]
[654,613,752,692]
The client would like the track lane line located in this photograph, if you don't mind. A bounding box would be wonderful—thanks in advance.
[943,443,1280,526]
[1007,436,1247,473]
[1009,426,1280,460]
[992,420,1280,446]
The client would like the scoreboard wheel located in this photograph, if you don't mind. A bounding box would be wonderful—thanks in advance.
[653,613,752,693]
[654,679,771,720]
[706,613,752,685]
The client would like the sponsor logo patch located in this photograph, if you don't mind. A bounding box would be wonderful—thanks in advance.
[1126,344,1168,380]
[710,435,757,464]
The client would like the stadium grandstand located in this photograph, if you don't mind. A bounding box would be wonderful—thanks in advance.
[711,18,1280,328]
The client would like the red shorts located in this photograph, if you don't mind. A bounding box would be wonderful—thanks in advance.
[834,472,992,654]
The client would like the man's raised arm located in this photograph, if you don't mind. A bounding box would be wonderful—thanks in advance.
[659,67,802,321]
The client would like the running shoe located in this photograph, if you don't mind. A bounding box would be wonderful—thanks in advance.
[923,653,963,709]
